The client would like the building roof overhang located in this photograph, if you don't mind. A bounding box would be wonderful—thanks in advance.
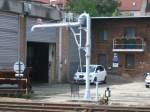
[91,16,150,20]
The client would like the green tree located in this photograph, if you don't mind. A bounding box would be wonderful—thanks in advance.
[96,0,119,16]
[65,0,118,16]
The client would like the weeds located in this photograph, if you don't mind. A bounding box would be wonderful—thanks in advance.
[98,95,108,104]
[0,91,34,99]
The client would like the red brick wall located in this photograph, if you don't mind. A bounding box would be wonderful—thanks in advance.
[91,18,150,76]
[61,27,69,82]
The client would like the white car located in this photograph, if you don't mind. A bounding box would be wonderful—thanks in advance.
[73,65,107,84]
[145,72,150,88]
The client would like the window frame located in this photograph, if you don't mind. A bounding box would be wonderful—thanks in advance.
[97,54,107,68]
[125,53,135,69]
[97,29,108,41]
[123,27,136,38]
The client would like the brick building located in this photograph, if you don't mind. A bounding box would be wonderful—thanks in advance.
[118,0,146,16]
[91,16,150,76]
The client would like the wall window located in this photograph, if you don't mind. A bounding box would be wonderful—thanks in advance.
[97,54,107,67]
[98,30,108,41]
[125,53,135,69]
[124,27,136,38]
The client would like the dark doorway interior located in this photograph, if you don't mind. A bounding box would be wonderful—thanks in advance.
[27,42,49,83]
[98,54,107,67]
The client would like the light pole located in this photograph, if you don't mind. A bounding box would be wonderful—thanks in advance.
[31,13,91,101]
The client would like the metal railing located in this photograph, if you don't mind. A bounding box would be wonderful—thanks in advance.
[113,38,145,52]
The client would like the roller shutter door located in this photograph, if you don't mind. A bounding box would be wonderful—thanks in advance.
[0,12,18,70]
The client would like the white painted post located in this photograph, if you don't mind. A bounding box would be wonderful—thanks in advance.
[96,81,99,101]
[81,13,91,101]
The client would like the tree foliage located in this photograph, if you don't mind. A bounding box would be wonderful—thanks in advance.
[65,0,118,16]
[96,0,119,16]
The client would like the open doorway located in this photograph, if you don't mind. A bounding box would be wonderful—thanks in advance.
[27,42,49,83]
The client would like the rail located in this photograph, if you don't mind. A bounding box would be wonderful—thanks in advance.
[0,101,150,112]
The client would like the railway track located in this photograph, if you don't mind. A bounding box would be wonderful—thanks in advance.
[0,101,150,112]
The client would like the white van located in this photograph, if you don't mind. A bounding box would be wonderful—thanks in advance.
[73,65,107,84]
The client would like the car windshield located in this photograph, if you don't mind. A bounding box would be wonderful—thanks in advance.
[145,72,150,76]
[78,65,95,72]
[147,74,150,77]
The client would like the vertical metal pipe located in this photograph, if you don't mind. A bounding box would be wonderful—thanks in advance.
[113,39,114,49]
[18,15,21,62]
[79,25,82,72]
[58,27,62,82]
[83,13,91,101]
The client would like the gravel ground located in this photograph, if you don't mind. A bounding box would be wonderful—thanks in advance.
[0,74,150,106]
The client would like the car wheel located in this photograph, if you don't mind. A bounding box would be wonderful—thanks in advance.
[145,85,149,88]
[93,77,97,84]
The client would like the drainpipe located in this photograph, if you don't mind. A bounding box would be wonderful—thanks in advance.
[79,13,91,101]
[58,27,62,82]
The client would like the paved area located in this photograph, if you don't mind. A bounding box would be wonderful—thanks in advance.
[30,74,150,106]
[1,74,150,106]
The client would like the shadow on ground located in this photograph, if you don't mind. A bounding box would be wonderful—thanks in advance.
[30,74,145,101]
[106,73,144,85]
